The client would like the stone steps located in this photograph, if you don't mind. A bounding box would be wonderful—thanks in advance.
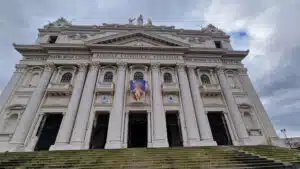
[0,146,294,169]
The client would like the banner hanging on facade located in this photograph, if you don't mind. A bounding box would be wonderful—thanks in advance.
[130,80,146,101]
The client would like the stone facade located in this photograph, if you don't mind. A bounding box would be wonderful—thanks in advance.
[0,18,283,152]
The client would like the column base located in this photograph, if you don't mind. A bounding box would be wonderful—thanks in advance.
[187,139,202,147]
[50,142,85,151]
[9,143,25,152]
[270,137,287,148]
[198,139,217,146]
[105,140,122,149]
[238,137,253,145]
[152,139,169,148]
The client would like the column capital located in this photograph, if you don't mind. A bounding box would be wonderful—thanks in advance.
[90,62,100,71]
[215,66,225,74]
[151,62,160,70]
[44,63,56,72]
[78,63,88,72]
[238,68,248,75]
[117,61,127,71]
[15,64,27,73]
[176,63,186,72]
[187,65,197,70]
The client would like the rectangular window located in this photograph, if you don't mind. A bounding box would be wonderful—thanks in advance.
[214,41,222,48]
[48,36,58,44]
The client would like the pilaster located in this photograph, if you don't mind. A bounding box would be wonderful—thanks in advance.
[150,62,169,148]
[0,64,27,113]
[216,66,249,145]
[238,68,278,139]
[177,64,202,146]
[9,63,55,151]
[105,62,127,149]
[51,63,88,150]
[187,66,216,146]
[69,62,99,149]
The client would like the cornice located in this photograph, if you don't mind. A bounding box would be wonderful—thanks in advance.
[38,25,230,38]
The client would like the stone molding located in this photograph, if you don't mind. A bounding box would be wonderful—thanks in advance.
[215,66,225,74]
[78,63,88,72]
[150,62,160,71]
[15,64,27,72]
[116,61,127,71]
[90,62,100,71]
[238,68,248,75]
[44,63,56,72]
[176,63,185,72]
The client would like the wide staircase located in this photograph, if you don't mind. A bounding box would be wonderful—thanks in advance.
[0,147,295,169]
[238,146,300,168]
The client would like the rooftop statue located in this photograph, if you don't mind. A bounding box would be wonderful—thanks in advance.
[137,14,143,25]
[44,17,72,28]
[128,17,136,25]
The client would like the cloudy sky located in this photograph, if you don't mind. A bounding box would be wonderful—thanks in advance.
[0,0,299,137]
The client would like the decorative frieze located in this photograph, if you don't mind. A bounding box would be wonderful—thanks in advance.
[94,53,181,61]
[222,59,241,65]
[23,56,47,61]
[49,55,90,60]
[185,58,222,63]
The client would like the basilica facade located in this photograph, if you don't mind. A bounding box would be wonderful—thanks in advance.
[0,17,283,152]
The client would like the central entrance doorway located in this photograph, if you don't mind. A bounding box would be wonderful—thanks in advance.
[89,113,109,149]
[35,114,63,151]
[127,112,147,148]
[166,111,183,147]
[207,112,232,145]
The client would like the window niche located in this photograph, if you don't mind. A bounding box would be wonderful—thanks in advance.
[52,66,76,85]
[129,65,148,81]
[1,104,25,134]
[161,67,176,84]
[239,104,262,136]
[23,67,42,87]
[98,66,117,84]
[225,70,241,89]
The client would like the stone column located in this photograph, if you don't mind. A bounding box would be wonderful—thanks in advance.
[0,64,27,112]
[151,63,168,147]
[177,64,201,146]
[9,63,55,151]
[70,62,99,149]
[105,62,127,149]
[216,67,249,143]
[239,68,277,138]
[187,66,216,146]
[52,63,88,150]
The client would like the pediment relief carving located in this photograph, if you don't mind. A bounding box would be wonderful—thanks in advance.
[86,32,189,47]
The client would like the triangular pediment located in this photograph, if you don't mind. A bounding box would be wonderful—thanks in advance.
[86,31,189,47]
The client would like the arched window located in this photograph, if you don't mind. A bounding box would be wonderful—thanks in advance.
[163,72,173,83]
[201,74,211,84]
[103,71,113,82]
[60,72,72,83]
[134,72,144,80]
